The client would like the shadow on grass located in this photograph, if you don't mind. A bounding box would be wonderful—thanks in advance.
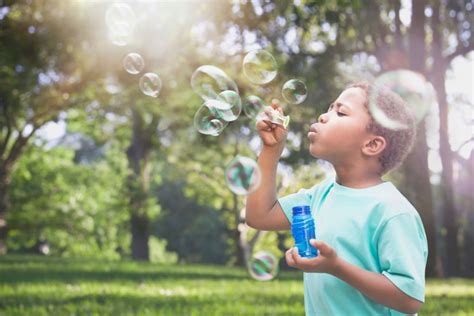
[0,255,303,285]
[0,291,305,314]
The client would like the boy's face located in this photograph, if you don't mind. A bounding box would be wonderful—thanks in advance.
[308,87,373,163]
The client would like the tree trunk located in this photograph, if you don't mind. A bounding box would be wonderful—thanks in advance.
[0,169,10,255]
[233,195,245,267]
[433,69,460,276]
[431,1,461,276]
[130,213,150,261]
[399,126,438,277]
[126,108,156,261]
[461,153,474,277]
[397,0,439,277]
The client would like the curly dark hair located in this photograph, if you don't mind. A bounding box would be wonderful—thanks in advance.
[347,82,417,175]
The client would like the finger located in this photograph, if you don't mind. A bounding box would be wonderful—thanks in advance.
[310,239,332,256]
[264,107,273,116]
[291,247,300,263]
[271,98,280,108]
[271,99,284,114]
[285,248,296,266]
[256,120,272,131]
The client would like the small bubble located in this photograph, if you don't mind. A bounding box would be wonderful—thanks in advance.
[123,53,145,75]
[139,73,162,97]
[193,102,229,136]
[225,156,261,195]
[248,251,279,281]
[243,50,278,85]
[282,79,308,104]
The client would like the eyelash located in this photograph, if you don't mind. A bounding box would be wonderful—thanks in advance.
[327,106,346,117]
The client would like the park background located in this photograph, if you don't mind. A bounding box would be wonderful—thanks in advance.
[0,0,473,315]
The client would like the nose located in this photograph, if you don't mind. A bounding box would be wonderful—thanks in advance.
[318,112,328,123]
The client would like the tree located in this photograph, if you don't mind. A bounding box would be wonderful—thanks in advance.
[0,0,106,254]
[8,142,130,258]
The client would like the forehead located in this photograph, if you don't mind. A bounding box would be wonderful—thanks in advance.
[336,87,367,110]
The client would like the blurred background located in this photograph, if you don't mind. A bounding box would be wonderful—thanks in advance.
[0,0,472,315]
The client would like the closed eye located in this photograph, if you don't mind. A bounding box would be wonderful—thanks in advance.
[337,112,347,117]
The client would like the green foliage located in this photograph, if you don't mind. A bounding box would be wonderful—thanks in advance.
[7,143,130,259]
[154,180,230,265]
[148,236,177,265]
[1,255,474,315]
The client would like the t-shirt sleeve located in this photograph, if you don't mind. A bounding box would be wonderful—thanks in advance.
[277,187,314,224]
[377,212,428,302]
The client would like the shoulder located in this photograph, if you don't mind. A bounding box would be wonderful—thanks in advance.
[372,183,427,243]
[375,182,419,219]
[288,177,335,199]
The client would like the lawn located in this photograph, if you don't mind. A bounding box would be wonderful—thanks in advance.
[1,255,473,315]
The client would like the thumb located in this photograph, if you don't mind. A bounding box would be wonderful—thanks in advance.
[310,239,332,256]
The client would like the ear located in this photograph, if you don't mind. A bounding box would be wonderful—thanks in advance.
[362,135,386,157]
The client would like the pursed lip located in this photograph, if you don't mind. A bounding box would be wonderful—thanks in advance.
[307,125,318,140]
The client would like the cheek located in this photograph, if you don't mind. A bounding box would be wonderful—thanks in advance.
[328,123,367,148]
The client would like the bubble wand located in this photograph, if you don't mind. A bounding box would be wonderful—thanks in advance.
[256,99,290,128]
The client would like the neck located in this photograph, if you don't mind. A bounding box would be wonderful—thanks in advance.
[333,164,383,189]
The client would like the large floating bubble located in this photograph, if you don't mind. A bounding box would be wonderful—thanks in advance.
[139,73,162,97]
[243,95,266,119]
[225,156,261,195]
[123,53,145,75]
[211,90,242,122]
[248,251,279,281]
[282,79,308,104]
[105,3,136,37]
[193,102,229,136]
[243,50,278,85]
[370,70,436,129]
[191,65,239,101]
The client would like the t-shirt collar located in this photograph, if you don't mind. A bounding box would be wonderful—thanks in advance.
[331,177,392,196]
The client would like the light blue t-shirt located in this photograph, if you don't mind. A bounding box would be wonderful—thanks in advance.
[278,177,428,316]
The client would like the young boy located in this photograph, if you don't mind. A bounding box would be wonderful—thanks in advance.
[246,82,428,315]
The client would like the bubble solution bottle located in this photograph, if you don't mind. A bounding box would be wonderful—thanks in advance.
[291,205,318,258]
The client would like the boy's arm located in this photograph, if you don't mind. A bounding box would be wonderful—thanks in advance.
[332,255,422,314]
[286,240,422,314]
[246,146,290,231]
[245,102,290,231]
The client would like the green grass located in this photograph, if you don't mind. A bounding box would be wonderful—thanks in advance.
[0,255,473,315]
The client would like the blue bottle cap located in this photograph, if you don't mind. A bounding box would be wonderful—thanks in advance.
[292,205,311,215]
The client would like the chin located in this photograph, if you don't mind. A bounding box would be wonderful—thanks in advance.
[309,145,324,159]
[309,143,334,162]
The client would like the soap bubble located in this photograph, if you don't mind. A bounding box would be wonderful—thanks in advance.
[123,53,145,75]
[210,90,242,122]
[369,70,436,129]
[105,3,136,36]
[225,156,261,195]
[248,251,279,281]
[243,95,266,119]
[139,73,162,97]
[243,50,278,85]
[282,79,308,104]
[191,65,239,101]
[193,102,229,136]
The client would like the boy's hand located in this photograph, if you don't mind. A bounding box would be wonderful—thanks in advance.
[285,239,340,275]
[256,100,288,148]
